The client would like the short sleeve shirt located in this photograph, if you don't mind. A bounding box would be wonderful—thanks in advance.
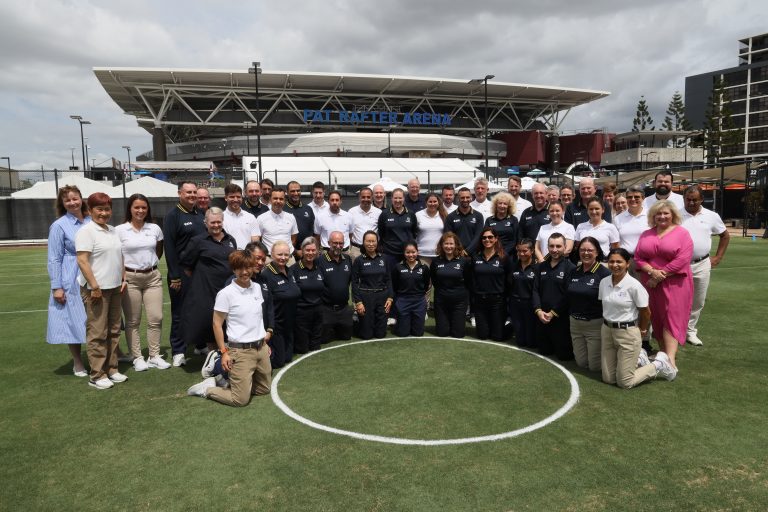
[348,205,382,245]
[314,209,353,248]
[574,220,620,255]
[116,222,163,269]
[598,273,649,323]
[255,210,299,254]
[223,208,258,249]
[613,210,648,254]
[75,222,123,289]
[536,222,575,257]
[682,208,727,259]
[213,280,266,342]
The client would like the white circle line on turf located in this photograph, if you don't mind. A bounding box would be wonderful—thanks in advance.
[271,337,580,446]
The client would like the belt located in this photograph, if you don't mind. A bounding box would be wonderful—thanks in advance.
[359,288,386,293]
[604,320,637,329]
[125,265,158,273]
[228,339,265,350]
[692,255,708,264]
[326,303,349,311]
[571,314,598,321]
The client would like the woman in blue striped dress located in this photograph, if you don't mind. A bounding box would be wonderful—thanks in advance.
[47,185,90,376]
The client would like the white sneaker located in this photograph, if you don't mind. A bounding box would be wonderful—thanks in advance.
[194,346,210,356]
[470,316,476,327]
[687,334,703,346]
[654,352,677,381]
[187,377,216,397]
[133,357,149,372]
[147,355,171,370]
[88,377,114,390]
[637,348,651,368]
[109,372,128,383]
[387,318,397,326]
[172,353,187,367]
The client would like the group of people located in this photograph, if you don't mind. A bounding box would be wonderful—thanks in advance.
[46,170,729,403]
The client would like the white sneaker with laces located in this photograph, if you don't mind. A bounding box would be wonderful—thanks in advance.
[109,372,128,383]
[470,316,476,328]
[201,350,220,378]
[172,354,187,367]
[637,348,651,368]
[147,355,171,370]
[687,334,703,346]
[654,352,678,381]
[88,377,114,390]
[387,318,397,326]
[133,357,149,372]
[187,377,217,397]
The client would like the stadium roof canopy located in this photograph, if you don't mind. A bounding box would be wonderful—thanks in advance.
[94,68,610,145]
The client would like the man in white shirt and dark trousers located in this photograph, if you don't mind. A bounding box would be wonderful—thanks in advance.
[314,190,353,252]
[348,187,381,260]
[254,188,298,257]
[222,183,258,249]
[681,185,730,346]
[508,176,532,221]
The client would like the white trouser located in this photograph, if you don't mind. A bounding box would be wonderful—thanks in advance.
[687,258,711,337]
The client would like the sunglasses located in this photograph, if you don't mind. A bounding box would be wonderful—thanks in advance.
[481,235,496,240]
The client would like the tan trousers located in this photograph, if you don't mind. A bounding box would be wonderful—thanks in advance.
[348,245,362,261]
[82,286,123,381]
[601,324,657,389]
[207,344,272,407]
[122,269,164,359]
[570,317,602,372]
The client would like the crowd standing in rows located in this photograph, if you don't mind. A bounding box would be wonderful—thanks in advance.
[46,170,730,403]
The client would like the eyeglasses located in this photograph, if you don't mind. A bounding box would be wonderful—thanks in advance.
[626,196,643,201]
[481,235,496,240]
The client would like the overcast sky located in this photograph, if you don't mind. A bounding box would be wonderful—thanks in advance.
[0,0,765,171]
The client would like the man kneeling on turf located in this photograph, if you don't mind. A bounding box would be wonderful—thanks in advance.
[187,249,273,405]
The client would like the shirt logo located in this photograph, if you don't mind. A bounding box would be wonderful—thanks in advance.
[184,221,193,226]
[344,264,349,271]
[379,260,385,266]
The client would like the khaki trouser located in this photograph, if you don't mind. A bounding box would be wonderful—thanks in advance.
[570,317,602,372]
[82,286,123,381]
[207,344,272,407]
[122,269,164,359]
[601,324,657,389]
[348,245,362,261]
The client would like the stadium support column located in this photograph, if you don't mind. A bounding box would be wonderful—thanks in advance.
[152,123,167,161]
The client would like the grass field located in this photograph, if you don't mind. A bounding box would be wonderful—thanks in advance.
[0,238,766,511]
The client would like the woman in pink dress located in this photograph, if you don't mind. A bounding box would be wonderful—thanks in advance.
[634,200,693,370]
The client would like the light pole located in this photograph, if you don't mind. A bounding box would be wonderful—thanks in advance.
[641,151,658,170]
[122,145,132,199]
[85,143,91,173]
[70,147,76,169]
[248,61,263,181]
[69,115,90,174]
[469,75,494,179]
[387,124,396,157]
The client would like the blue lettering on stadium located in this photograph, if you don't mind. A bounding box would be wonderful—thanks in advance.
[303,109,451,126]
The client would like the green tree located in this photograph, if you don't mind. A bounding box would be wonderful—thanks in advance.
[632,96,655,131]
[701,77,745,164]
[662,91,692,131]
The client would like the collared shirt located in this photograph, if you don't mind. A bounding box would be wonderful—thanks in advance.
[75,222,123,289]
[392,260,431,297]
[310,200,329,217]
[48,213,90,290]
[317,250,353,306]
[536,222,575,258]
[574,220,620,256]
[532,257,576,315]
[444,207,484,254]
[415,209,444,257]
[643,192,685,212]
[518,205,550,241]
[163,203,206,280]
[404,194,426,212]
[484,215,519,257]
[243,199,269,218]
[260,263,302,303]
[284,201,316,251]
[314,208,353,248]
[116,222,163,269]
[598,273,648,323]
[567,261,611,319]
[351,252,393,303]
[613,209,648,254]
[223,208,258,249]
[444,203,459,214]
[377,207,418,256]
[348,205,382,245]
[255,210,299,254]
[214,280,267,343]
[430,256,470,300]
[290,260,325,306]
[470,198,492,220]
[514,196,533,220]
[682,207,727,259]
[565,197,612,227]
[507,260,536,301]
[470,252,509,295]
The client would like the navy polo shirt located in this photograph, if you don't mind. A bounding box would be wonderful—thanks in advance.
[518,205,550,241]
[485,215,519,257]
[392,261,431,297]
[470,252,509,295]
[377,207,418,256]
[163,203,206,280]
[566,262,611,320]
[508,260,537,301]
[351,252,393,303]
[290,260,325,307]
[430,256,471,301]
[284,201,316,251]
[532,257,575,315]
[317,251,353,306]
[444,208,484,254]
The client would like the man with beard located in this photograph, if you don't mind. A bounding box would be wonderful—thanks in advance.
[314,190,353,250]
[259,179,274,208]
[643,171,685,211]
[508,176,532,220]
[222,183,258,249]
[284,180,315,259]
[441,184,458,213]
[317,231,354,343]
[254,188,298,256]
[310,181,329,217]
[444,187,484,254]
[243,180,268,217]
[348,187,381,260]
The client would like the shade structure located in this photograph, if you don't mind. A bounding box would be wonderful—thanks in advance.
[10,174,111,199]
[106,176,179,198]
[368,176,406,192]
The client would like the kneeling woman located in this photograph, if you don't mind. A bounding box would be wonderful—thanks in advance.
[187,250,274,405]
[392,241,431,337]
[599,248,676,388]
[352,231,393,340]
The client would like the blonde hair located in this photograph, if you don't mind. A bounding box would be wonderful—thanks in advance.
[646,200,682,227]
[491,191,516,217]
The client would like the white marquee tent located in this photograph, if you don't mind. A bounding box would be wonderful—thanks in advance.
[11,174,111,199]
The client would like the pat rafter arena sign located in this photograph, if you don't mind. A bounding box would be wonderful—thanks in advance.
[303,109,452,126]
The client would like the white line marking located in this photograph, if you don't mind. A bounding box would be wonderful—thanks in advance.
[271,337,580,446]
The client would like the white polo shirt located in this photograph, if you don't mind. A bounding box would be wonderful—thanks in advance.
[415,209,444,257]
[470,198,492,220]
[75,221,123,289]
[223,208,258,249]
[575,220,620,255]
[598,273,648,323]
[314,208,353,248]
[514,197,532,220]
[643,192,685,213]
[348,205,382,245]
[116,222,163,269]
[536,221,575,257]
[613,209,648,254]
[214,280,266,343]
[444,203,458,214]
[310,201,329,217]
[255,210,299,254]
[682,207,726,260]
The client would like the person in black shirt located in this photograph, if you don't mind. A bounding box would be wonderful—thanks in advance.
[285,180,316,258]
[507,238,538,348]
[564,177,611,227]
[163,181,206,366]
[261,240,301,368]
[430,232,471,338]
[317,231,354,343]
[392,241,431,337]
[444,187,484,254]
[567,236,611,372]
[532,232,576,359]
[404,178,426,212]
[179,207,237,355]
[485,191,519,257]
[352,231,393,340]
[378,188,418,270]
[243,180,269,218]
[518,183,550,241]
[470,227,509,341]
[290,237,325,353]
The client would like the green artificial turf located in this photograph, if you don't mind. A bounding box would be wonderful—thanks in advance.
[0,239,766,511]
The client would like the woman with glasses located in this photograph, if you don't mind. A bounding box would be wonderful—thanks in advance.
[469,227,509,341]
